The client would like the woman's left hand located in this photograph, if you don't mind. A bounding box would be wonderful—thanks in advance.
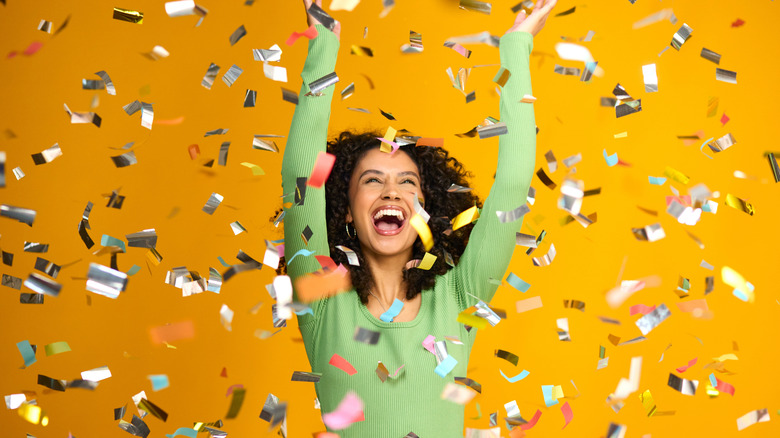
[505,0,557,37]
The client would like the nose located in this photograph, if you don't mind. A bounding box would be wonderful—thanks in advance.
[381,181,401,200]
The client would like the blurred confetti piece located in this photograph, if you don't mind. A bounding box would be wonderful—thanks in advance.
[613,356,642,400]
[82,366,111,381]
[322,392,363,430]
[225,388,246,419]
[294,268,351,302]
[329,354,357,375]
[148,374,169,391]
[767,153,780,182]
[410,214,433,251]
[18,402,47,425]
[500,369,530,383]
[6,393,26,409]
[434,355,458,377]
[724,193,754,215]
[38,19,53,33]
[632,223,665,242]
[287,25,318,46]
[44,341,70,356]
[556,42,594,62]
[113,7,144,24]
[341,82,354,100]
[149,321,194,344]
[642,64,658,92]
[732,18,745,27]
[516,296,542,313]
[722,266,752,301]
[707,133,736,154]
[219,304,234,331]
[667,373,697,395]
[354,326,380,345]
[253,44,282,62]
[664,166,690,185]
[1,204,36,226]
[240,162,264,176]
[714,376,736,396]
[554,65,581,76]
[307,152,335,188]
[166,428,197,438]
[350,45,373,56]
[670,23,693,50]
[13,167,25,180]
[459,0,491,14]
[506,272,530,292]
[87,263,128,299]
[202,193,223,215]
[676,358,697,373]
[253,136,280,152]
[630,304,656,315]
[17,340,36,367]
[736,409,769,431]
[676,298,708,313]
[561,402,573,428]
[556,318,570,341]
[331,0,361,11]
[648,176,666,185]
[111,150,137,168]
[444,41,471,58]
[263,63,286,82]
[24,273,62,296]
[441,382,477,404]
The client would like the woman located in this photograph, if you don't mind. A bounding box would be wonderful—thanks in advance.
[281,1,556,436]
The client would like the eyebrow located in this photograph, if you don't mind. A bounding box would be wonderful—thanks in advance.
[359,169,420,180]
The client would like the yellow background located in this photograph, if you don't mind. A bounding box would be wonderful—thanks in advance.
[1,0,779,436]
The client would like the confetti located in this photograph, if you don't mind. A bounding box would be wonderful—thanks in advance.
[43,341,70,356]
[671,23,693,50]
[434,355,458,377]
[516,296,542,313]
[201,63,220,89]
[532,244,556,266]
[459,0,491,14]
[202,193,223,215]
[724,193,754,215]
[442,382,477,404]
[676,357,698,373]
[496,204,529,223]
[715,68,737,84]
[642,64,658,92]
[495,349,519,366]
[667,373,698,395]
[253,44,282,62]
[499,369,530,383]
[113,7,144,24]
[223,65,243,87]
[286,25,318,46]
[506,272,530,292]
[353,326,380,345]
[329,353,357,375]
[322,392,363,430]
[24,273,62,296]
[229,25,247,46]
[561,402,573,428]
[150,321,194,344]
[330,0,361,11]
[86,263,128,299]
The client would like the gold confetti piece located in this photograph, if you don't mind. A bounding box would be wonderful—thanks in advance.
[724,193,754,215]
[707,133,736,154]
[413,252,437,270]
[18,402,47,425]
[409,214,433,251]
[446,67,470,93]
[451,205,479,231]
[639,390,657,417]
[494,349,519,366]
[563,299,585,311]
[113,7,144,24]
[239,162,264,176]
[229,24,247,46]
[111,150,137,168]
[459,0,491,14]
[493,67,510,87]
[670,23,693,50]
[350,45,373,57]
[44,341,70,356]
[554,64,581,76]
[663,166,690,185]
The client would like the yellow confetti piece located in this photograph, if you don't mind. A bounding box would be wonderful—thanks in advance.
[456,311,489,329]
[44,341,71,356]
[712,354,738,362]
[639,389,657,416]
[417,252,437,270]
[614,131,628,138]
[664,166,690,185]
[451,205,480,231]
[18,403,46,425]
[552,385,565,399]
[240,162,265,176]
[724,193,754,215]
[410,214,433,251]
[147,248,162,266]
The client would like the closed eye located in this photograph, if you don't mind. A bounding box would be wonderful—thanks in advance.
[401,179,417,185]
[364,177,381,184]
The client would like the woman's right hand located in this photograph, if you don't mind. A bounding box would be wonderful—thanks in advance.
[303,0,342,40]
[505,0,557,37]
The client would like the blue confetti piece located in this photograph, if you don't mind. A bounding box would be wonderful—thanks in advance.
[148,374,169,391]
[287,248,315,264]
[506,272,531,292]
[434,355,458,378]
[699,137,715,159]
[166,428,197,438]
[648,176,667,185]
[709,373,717,387]
[732,281,754,302]
[294,307,314,316]
[269,238,284,245]
[603,149,618,167]
[101,234,126,252]
[127,265,141,276]
[217,256,232,267]
[16,340,36,367]
[542,385,559,407]
[500,369,530,382]
[380,298,404,322]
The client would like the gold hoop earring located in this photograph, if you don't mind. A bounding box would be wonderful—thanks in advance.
[345,222,356,239]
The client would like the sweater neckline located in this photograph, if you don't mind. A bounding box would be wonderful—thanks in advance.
[356,288,427,328]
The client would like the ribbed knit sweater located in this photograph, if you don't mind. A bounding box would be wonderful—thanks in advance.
[282,24,536,438]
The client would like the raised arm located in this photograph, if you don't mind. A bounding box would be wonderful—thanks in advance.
[282,5,341,322]
[452,1,556,310]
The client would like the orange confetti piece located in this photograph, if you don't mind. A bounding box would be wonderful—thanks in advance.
[188,144,200,160]
[416,137,444,147]
[294,268,351,303]
[149,320,195,344]
[676,299,708,313]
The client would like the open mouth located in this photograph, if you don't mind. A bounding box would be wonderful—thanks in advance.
[372,207,407,236]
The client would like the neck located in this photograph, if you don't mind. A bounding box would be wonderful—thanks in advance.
[360,246,411,306]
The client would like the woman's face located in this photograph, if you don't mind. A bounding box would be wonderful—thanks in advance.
[346,147,423,258]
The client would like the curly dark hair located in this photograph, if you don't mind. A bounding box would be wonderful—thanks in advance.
[275,130,482,304]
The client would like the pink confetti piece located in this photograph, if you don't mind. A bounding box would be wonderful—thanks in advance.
[521,409,542,431]
[24,41,44,55]
[226,384,243,396]
[329,353,357,375]
[561,402,573,429]
[444,42,472,58]
[630,304,656,315]
[675,357,698,373]
[715,377,736,395]
[720,113,730,126]
[307,151,336,188]
[322,392,364,430]
[315,255,337,271]
[377,137,400,153]
[286,25,318,46]
[422,335,436,354]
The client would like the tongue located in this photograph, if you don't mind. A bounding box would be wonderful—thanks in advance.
[376,219,400,231]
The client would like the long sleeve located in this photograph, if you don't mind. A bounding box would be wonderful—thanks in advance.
[451,31,536,310]
[281,24,340,325]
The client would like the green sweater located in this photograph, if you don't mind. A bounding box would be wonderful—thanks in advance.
[282,24,536,438]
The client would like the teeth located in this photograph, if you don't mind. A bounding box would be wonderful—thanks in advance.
[373,209,405,221]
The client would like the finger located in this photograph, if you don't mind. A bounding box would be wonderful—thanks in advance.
[333,20,342,38]
[513,10,527,24]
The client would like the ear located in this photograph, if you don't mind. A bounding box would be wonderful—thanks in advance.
[346,206,353,223]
